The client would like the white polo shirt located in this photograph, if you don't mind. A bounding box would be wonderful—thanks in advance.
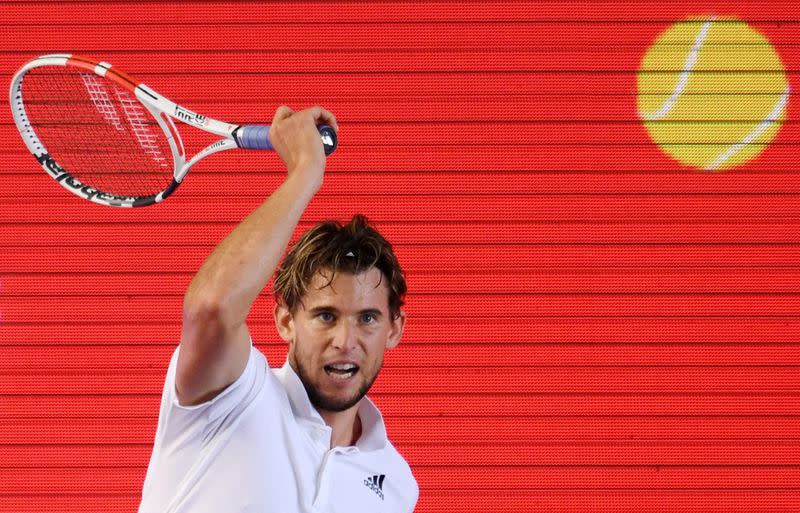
[138,341,419,513]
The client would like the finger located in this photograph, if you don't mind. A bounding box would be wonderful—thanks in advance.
[272,105,294,124]
[307,106,339,133]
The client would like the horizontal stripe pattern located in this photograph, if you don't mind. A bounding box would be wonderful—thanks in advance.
[1,2,799,513]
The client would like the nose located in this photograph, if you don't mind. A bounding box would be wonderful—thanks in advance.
[331,319,359,351]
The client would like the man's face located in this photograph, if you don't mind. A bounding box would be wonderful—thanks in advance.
[275,266,405,414]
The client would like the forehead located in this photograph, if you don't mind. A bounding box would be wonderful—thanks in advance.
[302,267,389,310]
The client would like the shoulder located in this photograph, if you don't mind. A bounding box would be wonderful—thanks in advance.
[383,439,419,504]
[165,342,279,414]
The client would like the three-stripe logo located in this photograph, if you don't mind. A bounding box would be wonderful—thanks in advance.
[363,474,386,500]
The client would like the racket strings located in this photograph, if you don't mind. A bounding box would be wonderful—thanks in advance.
[21,66,174,198]
[79,73,125,131]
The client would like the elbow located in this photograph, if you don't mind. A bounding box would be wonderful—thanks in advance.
[181,296,240,353]
[182,281,246,334]
[183,295,230,330]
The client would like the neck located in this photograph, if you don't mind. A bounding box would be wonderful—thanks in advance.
[317,402,362,449]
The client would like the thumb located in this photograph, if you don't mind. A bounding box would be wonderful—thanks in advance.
[272,105,294,124]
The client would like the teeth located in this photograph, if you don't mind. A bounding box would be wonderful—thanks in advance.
[328,369,354,380]
[324,363,358,381]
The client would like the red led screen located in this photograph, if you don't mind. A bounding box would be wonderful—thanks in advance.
[1,2,799,512]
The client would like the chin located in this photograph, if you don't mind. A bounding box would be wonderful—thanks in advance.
[317,394,361,412]
[291,354,379,412]
[307,382,362,412]
[297,370,366,412]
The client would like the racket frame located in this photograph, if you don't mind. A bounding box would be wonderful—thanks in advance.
[11,54,249,207]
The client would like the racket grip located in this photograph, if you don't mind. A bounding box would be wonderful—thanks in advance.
[234,124,337,156]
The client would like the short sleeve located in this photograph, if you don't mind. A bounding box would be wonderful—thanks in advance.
[407,481,419,513]
[157,339,267,442]
[139,341,273,509]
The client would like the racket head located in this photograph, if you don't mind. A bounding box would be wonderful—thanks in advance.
[9,54,183,207]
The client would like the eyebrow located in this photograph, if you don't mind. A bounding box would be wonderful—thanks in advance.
[307,306,383,317]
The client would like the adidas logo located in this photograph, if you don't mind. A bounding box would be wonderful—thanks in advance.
[363,474,385,500]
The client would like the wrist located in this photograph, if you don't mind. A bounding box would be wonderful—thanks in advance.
[285,168,323,197]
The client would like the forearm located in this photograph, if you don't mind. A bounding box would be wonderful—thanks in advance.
[184,172,321,326]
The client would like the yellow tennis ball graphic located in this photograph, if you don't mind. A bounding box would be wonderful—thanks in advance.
[637,15,790,171]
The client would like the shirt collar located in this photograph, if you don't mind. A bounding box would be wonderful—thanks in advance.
[274,359,388,452]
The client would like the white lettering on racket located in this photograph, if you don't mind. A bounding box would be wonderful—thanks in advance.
[79,73,124,131]
[115,89,169,168]
[35,152,138,205]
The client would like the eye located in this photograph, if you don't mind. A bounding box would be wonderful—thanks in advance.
[361,313,376,324]
[317,311,335,322]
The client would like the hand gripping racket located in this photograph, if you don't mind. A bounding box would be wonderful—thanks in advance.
[9,54,338,207]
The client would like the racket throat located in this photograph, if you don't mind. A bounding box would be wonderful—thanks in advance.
[175,138,238,183]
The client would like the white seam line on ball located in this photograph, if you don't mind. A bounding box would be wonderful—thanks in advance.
[641,16,715,121]
[705,82,791,170]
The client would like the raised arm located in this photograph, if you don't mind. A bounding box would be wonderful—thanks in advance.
[175,106,338,406]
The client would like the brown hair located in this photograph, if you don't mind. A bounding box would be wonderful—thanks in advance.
[273,214,407,319]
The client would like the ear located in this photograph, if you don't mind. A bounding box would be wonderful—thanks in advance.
[274,301,295,343]
[385,309,406,350]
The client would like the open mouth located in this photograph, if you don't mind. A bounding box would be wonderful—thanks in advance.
[324,363,359,380]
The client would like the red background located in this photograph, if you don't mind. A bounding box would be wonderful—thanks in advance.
[1,1,799,512]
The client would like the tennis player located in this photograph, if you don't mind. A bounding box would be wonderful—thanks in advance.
[138,106,419,512]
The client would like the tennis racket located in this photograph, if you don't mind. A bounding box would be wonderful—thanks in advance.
[9,54,338,207]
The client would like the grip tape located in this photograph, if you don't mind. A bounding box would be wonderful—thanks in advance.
[233,124,337,155]
[235,125,273,150]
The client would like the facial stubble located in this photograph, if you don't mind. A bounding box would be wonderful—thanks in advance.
[290,349,383,413]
